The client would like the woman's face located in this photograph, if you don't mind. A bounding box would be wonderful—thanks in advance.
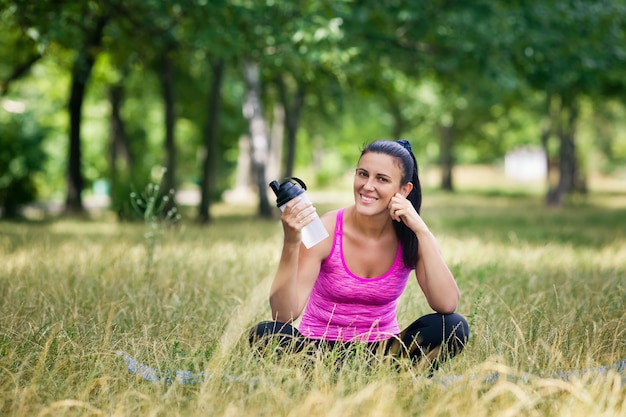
[353,152,408,215]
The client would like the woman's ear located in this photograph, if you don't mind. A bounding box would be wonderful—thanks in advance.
[401,182,413,197]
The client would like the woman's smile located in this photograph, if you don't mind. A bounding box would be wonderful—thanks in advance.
[359,193,378,204]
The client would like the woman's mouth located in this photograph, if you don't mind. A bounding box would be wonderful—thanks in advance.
[360,194,378,204]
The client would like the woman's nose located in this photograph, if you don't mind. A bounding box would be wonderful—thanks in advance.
[363,178,375,190]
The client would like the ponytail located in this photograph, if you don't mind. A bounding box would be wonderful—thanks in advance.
[395,139,422,215]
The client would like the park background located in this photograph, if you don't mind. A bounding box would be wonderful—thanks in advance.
[1,0,626,218]
[1,1,626,416]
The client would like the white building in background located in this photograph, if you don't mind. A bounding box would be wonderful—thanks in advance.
[504,146,547,182]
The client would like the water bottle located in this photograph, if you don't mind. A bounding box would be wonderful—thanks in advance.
[269,177,329,249]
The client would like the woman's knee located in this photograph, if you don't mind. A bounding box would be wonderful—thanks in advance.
[248,321,307,350]
[444,313,470,344]
[408,312,470,353]
[249,320,291,343]
[249,320,274,345]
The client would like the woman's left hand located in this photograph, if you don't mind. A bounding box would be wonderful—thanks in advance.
[388,193,428,234]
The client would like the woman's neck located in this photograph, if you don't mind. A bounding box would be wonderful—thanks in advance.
[346,205,394,239]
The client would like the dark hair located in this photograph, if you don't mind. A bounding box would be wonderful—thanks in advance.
[360,139,422,268]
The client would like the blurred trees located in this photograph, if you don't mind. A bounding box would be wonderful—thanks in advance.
[0,111,46,217]
[1,0,625,219]
[504,0,626,205]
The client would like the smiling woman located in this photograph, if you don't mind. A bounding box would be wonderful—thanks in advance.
[249,139,469,371]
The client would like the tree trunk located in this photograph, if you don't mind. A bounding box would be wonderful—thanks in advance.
[65,15,108,214]
[571,104,587,195]
[198,59,225,224]
[228,134,252,201]
[540,94,553,192]
[275,74,305,179]
[267,103,284,184]
[546,95,580,206]
[388,95,406,140]
[439,123,454,191]
[160,50,176,201]
[108,78,133,209]
[243,60,272,218]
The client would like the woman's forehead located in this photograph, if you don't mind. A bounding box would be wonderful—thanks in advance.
[358,152,404,175]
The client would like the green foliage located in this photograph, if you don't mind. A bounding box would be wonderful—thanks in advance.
[2,0,626,215]
[586,100,626,174]
[129,167,181,276]
[0,110,47,217]
[110,166,149,220]
[0,11,41,87]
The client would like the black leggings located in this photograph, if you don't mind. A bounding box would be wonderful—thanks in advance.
[249,313,469,365]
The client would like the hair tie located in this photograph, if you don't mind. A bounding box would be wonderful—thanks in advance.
[396,139,412,153]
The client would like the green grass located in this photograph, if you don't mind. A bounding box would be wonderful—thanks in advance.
[1,191,625,416]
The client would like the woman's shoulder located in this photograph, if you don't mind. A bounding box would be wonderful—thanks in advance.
[319,208,340,232]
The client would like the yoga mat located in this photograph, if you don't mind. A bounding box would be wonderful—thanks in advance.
[117,351,626,386]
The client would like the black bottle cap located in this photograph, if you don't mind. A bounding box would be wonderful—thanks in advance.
[269,177,307,207]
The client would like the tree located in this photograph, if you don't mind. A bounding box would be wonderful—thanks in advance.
[108,72,134,213]
[274,73,305,179]
[243,60,272,218]
[179,0,238,224]
[66,14,109,213]
[102,0,187,217]
[225,0,357,216]
[158,48,177,199]
[6,1,111,213]
[0,111,47,218]
[506,0,626,205]
[197,59,225,223]
[333,2,511,190]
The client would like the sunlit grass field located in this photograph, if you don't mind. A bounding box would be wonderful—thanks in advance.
[1,186,626,416]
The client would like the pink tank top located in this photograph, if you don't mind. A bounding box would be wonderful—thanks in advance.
[299,208,412,342]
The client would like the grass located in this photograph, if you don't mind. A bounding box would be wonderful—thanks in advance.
[1,187,626,416]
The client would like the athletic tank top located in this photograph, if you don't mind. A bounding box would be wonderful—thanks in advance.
[299,208,412,342]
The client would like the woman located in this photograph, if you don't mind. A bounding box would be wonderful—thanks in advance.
[250,139,469,368]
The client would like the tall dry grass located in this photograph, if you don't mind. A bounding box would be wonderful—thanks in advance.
[1,190,625,416]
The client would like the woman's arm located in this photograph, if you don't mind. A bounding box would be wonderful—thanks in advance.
[268,199,331,322]
[269,241,321,322]
[413,229,459,314]
[389,193,459,314]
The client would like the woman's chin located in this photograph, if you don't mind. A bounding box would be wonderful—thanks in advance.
[355,202,384,216]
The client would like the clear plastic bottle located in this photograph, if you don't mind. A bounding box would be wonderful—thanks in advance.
[269,177,329,249]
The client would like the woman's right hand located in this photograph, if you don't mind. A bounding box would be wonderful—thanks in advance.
[281,197,317,244]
